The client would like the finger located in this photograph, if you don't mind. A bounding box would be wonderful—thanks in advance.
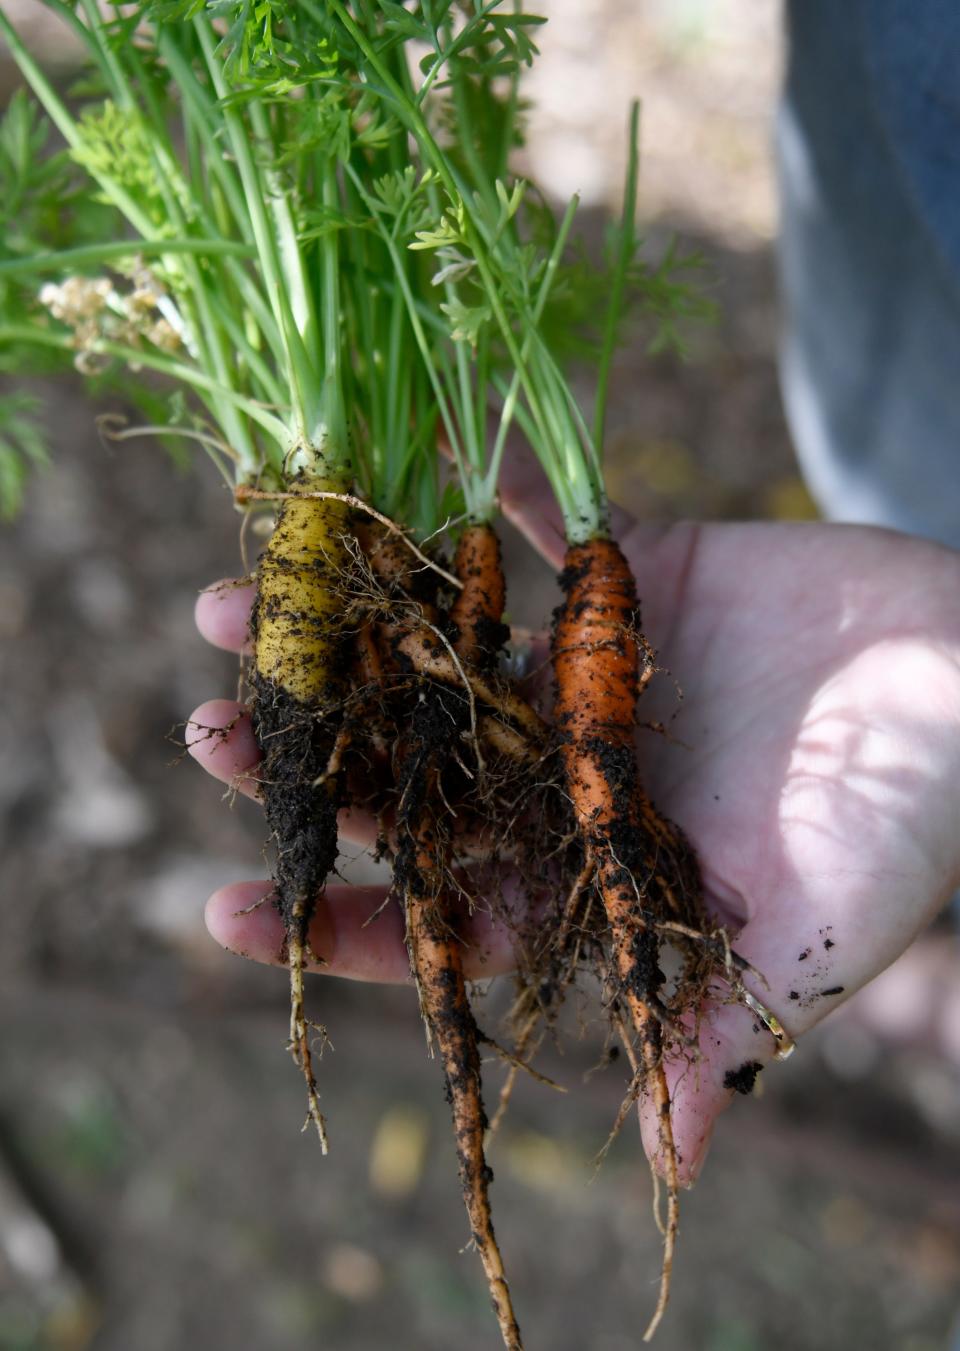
[205,881,519,984]
[186,699,261,799]
[638,906,854,1186]
[637,1000,779,1187]
[185,700,380,848]
[195,579,255,654]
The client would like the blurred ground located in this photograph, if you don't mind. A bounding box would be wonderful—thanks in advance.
[2,5,959,1351]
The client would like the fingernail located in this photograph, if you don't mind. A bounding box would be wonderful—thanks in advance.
[684,1128,714,1187]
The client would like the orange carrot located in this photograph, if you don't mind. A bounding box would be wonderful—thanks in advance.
[450,522,508,670]
[394,522,522,1350]
[401,763,522,1351]
[552,536,701,1341]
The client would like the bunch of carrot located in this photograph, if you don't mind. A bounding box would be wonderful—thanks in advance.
[0,3,724,1345]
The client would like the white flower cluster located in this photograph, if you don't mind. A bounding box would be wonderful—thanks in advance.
[39,265,184,375]
[39,274,112,322]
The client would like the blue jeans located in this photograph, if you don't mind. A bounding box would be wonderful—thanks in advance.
[779,0,960,548]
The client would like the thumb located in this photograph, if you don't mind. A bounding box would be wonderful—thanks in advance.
[637,902,861,1185]
[637,995,792,1187]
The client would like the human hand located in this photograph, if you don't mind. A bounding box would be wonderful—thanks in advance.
[187,475,960,1183]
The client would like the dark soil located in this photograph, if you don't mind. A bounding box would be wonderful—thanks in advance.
[250,673,341,938]
[724,1062,764,1096]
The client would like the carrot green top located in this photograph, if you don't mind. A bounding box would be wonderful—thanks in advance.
[0,2,711,539]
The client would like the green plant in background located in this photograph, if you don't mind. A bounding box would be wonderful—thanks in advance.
[0,4,716,1346]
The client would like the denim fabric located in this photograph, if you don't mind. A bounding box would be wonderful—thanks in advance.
[781,3,960,1020]
[778,1,960,547]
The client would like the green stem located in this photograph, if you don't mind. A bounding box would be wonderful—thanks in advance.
[345,165,469,507]
[0,10,155,237]
[193,17,315,449]
[331,0,606,537]
[482,193,579,509]
[0,240,255,278]
[290,170,350,480]
[593,99,640,454]
[0,323,286,454]
[415,0,507,108]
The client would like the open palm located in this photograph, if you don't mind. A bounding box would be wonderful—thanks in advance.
[188,491,960,1183]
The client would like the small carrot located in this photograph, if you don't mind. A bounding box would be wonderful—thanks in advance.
[400,758,522,1351]
[449,522,509,670]
[252,475,352,1152]
[358,517,543,754]
[395,522,523,1351]
[251,475,353,1151]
